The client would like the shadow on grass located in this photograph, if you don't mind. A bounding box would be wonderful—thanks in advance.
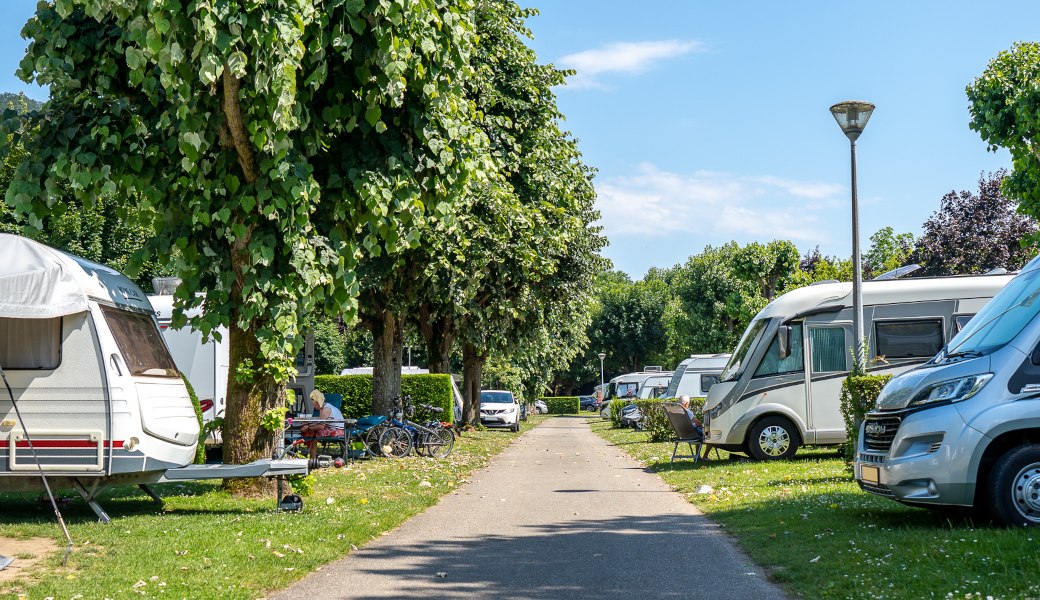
[274,514,784,600]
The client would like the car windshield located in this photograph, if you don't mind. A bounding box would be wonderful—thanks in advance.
[946,268,1040,357]
[721,319,768,382]
[481,392,513,404]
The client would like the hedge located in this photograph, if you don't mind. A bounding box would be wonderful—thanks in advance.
[839,373,892,466]
[182,375,205,465]
[314,374,454,423]
[540,397,579,414]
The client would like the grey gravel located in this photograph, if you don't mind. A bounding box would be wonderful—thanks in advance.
[271,416,791,600]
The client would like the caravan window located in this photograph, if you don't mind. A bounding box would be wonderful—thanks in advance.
[875,320,943,359]
[810,327,847,372]
[700,374,719,393]
[102,306,179,377]
[0,317,61,369]
[754,323,804,377]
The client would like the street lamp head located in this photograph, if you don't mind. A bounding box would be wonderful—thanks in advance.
[829,101,875,140]
[597,353,606,360]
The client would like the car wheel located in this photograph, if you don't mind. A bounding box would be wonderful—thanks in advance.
[986,444,1040,527]
[747,416,799,461]
[586,405,596,412]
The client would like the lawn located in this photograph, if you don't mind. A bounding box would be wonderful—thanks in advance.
[590,418,1040,600]
[0,415,550,600]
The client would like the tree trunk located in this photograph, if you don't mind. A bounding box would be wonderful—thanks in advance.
[417,306,456,374]
[221,310,283,496]
[462,342,488,425]
[367,308,402,416]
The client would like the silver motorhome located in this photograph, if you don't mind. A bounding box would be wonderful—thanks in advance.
[704,274,1013,460]
[855,256,1040,525]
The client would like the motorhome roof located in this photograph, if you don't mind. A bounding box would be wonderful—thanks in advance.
[677,355,732,371]
[757,274,1016,322]
[609,370,674,383]
[0,233,153,317]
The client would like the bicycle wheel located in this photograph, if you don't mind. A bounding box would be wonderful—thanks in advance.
[425,428,455,458]
[379,426,412,458]
[365,424,388,457]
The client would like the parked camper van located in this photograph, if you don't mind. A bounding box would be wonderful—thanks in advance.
[854,257,1040,526]
[666,354,731,399]
[599,367,672,418]
[0,235,306,522]
[638,374,672,399]
[703,273,1014,461]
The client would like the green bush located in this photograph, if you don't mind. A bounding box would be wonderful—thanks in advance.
[840,373,892,466]
[540,397,579,414]
[314,374,454,423]
[183,375,205,465]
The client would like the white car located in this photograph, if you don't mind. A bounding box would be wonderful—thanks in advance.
[480,390,521,432]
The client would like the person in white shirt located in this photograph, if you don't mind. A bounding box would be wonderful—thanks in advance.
[301,390,344,460]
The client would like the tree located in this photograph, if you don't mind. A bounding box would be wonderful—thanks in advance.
[6,0,482,493]
[911,171,1037,276]
[589,278,671,375]
[731,240,801,301]
[968,42,1040,227]
[864,227,915,278]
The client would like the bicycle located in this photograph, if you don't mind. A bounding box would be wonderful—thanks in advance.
[378,396,455,458]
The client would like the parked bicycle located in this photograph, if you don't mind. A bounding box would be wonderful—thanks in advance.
[378,395,455,458]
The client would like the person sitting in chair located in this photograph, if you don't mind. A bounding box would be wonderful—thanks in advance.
[678,395,716,461]
[301,390,344,461]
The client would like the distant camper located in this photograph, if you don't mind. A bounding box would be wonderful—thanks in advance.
[599,367,673,417]
[703,273,1015,461]
[665,354,732,400]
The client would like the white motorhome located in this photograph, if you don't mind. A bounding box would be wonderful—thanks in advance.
[150,289,316,421]
[638,375,672,399]
[600,367,673,417]
[703,274,1014,461]
[0,235,305,522]
[665,354,732,399]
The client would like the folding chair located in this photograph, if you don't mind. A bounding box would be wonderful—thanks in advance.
[664,404,706,464]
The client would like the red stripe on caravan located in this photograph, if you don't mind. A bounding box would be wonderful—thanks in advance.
[14,441,123,448]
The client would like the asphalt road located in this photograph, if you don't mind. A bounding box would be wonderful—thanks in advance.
[271,416,790,600]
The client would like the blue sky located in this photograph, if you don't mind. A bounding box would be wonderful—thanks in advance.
[3,1,1038,278]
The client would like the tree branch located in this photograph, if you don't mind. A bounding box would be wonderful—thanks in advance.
[222,69,257,184]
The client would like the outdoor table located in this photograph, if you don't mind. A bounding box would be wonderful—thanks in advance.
[286,418,360,463]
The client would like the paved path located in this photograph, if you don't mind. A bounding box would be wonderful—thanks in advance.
[272,416,789,600]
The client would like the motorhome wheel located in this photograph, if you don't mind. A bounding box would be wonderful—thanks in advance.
[748,416,799,461]
[986,444,1040,527]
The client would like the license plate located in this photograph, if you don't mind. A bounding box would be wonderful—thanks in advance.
[862,465,879,484]
[483,417,501,422]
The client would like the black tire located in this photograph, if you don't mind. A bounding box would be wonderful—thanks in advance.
[585,405,596,413]
[747,416,799,461]
[986,444,1040,527]
[365,424,387,457]
[378,427,412,458]
[424,428,455,458]
[512,421,520,433]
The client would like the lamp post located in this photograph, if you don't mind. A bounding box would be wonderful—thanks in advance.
[597,353,606,402]
[829,100,875,370]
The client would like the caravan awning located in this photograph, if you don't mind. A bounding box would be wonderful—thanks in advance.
[0,233,89,318]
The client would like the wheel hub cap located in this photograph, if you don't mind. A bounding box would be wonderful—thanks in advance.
[1013,463,1040,521]
[759,425,790,457]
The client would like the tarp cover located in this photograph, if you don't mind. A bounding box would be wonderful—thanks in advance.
[0,233,89,318]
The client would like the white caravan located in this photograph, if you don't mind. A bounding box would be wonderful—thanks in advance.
[0,235,305,522]
[638,375,673,399]
[703,274,1015,461]
[600,367,673,417]
[665,354,732,399]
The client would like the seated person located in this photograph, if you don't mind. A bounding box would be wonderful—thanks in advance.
[678,395,716,461]
[301,390,345,460]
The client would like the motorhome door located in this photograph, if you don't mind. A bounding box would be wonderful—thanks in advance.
[806,321,852,443]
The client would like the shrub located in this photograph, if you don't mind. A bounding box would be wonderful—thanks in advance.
[540,397,579,414]
[633,398,705,442]
[183,375,205,465]
[608,398,631,427]
[314,374,454,423]
[840,373,892,466]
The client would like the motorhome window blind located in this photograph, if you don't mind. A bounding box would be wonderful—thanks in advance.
[0,317,61,369]
[811,327,846,372]
[101,306,179,377]
[875,320,943,359]
[754,323,803,377]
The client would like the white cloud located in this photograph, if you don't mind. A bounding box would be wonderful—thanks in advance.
[595,163,847,243]
[557,40,703,89]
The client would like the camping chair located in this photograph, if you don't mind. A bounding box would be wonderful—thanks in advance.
[664,404,706,464]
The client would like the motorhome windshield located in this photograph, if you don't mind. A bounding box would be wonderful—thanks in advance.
[102,306,179,377]
[946,268,1040,357]
[611,381,640,399]
[721,319,767,382]
[666,363,687,397]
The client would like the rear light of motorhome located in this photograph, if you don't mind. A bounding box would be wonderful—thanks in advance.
[200,399,214,413]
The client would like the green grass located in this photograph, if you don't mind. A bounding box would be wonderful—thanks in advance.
[0,415,550,599]
[590,418,1040,600]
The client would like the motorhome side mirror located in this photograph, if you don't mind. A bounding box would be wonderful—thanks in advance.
[778,325,791,360]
